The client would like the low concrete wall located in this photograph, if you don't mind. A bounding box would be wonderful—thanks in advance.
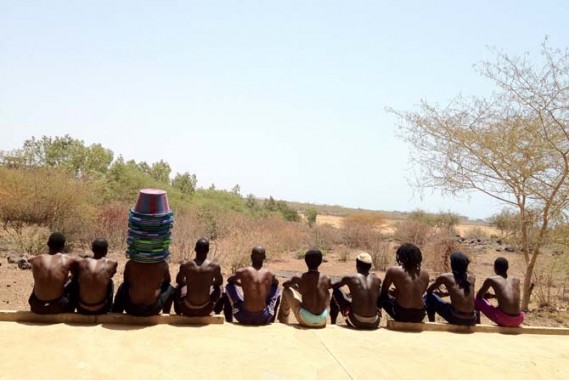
[386,320,569,335]
[0,310,224,325]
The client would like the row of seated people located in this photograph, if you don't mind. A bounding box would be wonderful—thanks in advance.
[28,233,525,329]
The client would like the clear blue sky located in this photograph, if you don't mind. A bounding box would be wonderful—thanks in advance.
[1,1,568,219]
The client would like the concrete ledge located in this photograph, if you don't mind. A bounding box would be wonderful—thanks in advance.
[386,320,569,335]
[0,310,224,325]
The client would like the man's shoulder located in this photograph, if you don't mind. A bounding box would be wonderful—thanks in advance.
[103,258,118,268]
[387,265,403,274]
[206,260,221,270]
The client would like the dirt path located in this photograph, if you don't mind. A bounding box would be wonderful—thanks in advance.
[0,322,566,379]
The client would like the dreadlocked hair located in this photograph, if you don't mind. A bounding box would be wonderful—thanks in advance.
[450,251,471,295]
[396,243,423,272]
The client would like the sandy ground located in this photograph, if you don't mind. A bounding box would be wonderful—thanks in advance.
[0,322,567,380]
[315,215,499,237]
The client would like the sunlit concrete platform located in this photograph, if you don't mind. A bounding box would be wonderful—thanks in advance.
[1,321,568,379]
[0,310,224,325]
[386,320,569,335]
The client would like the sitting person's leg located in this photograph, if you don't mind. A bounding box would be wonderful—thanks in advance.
[474,296,499,324]
[278,287,302,324]
[105,280,114,313]
[223,283,244,322]
[210,285,221,304]
[330,288,352,324]
[266,284,281,323]
[111,282,129,313]
[377,292,397,320]
[424,293,475,325]
[475,296,524,327]
[424,293,452,322]
[63,278,78,313]
[160,282,175,314]
[173,285,184,315]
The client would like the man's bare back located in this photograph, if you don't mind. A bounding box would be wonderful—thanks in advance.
[30,253,77,301]
[177,259,222,306]
[297,271,331,315]
[340,273,381,317]
[429,273,475,313]
[478,275,521,315]
[77,257,117,305]
[382,266,429,309]
[125,261,171,306]
[232,266,276,312]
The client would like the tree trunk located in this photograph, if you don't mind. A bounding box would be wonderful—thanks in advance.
[521,262,534,311]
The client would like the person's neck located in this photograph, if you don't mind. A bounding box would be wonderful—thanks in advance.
[253,263,263,270]
[195,256,206,264]
[48,250,59,255]
[499,273,508,279]
[358,270,369,276]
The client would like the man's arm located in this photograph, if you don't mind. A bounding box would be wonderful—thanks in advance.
[227,269,242,285]
[68,256,79,278]
[331,276,350,290]
[272,273,279,286]
[163,262,172,284]
[379,268,394,296]
[426,275,445,295]
[476,278,493,299]
[175,264,185,286]
[212,264,223,287]
[282,276,300,289]
[108,261,118,277]
[123,262,130,283]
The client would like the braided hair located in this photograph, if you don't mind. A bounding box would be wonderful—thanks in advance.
[450,251,471,295]
[396,243,423,272]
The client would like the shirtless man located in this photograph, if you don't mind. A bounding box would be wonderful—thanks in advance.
[76,238,118,315]
[378,243,429,323]
[330,253,382,329]
[220,246,280,325]
[112,259,175,317]
[174,238,223,317]
[28,232,78,314]
[475,257,525,327]
[277,249,331,328]
[424,252,476,326]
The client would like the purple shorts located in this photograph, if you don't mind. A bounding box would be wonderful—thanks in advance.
[224,283,280,325]
[475,297,524,327]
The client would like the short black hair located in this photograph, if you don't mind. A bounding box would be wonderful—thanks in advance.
[356,260,372,272]
[304,249,322,270]
[195,238,210,255]
[251,245,266,263]
[396,243,423,271]
[92,238,108,256]
[494,257,509,274]
[47,232,66,252]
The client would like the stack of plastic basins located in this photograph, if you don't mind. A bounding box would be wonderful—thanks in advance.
[127,189,174,263]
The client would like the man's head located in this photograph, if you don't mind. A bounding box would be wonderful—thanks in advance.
[92,238,108,259]
[356,252,372,273]
[304,248,323,271]
[251,245,266,266]
[396,243,422,272]
[47,232,66,254]
[450,251,470,273]
[494,257,509,277]
[195,238,210,257]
